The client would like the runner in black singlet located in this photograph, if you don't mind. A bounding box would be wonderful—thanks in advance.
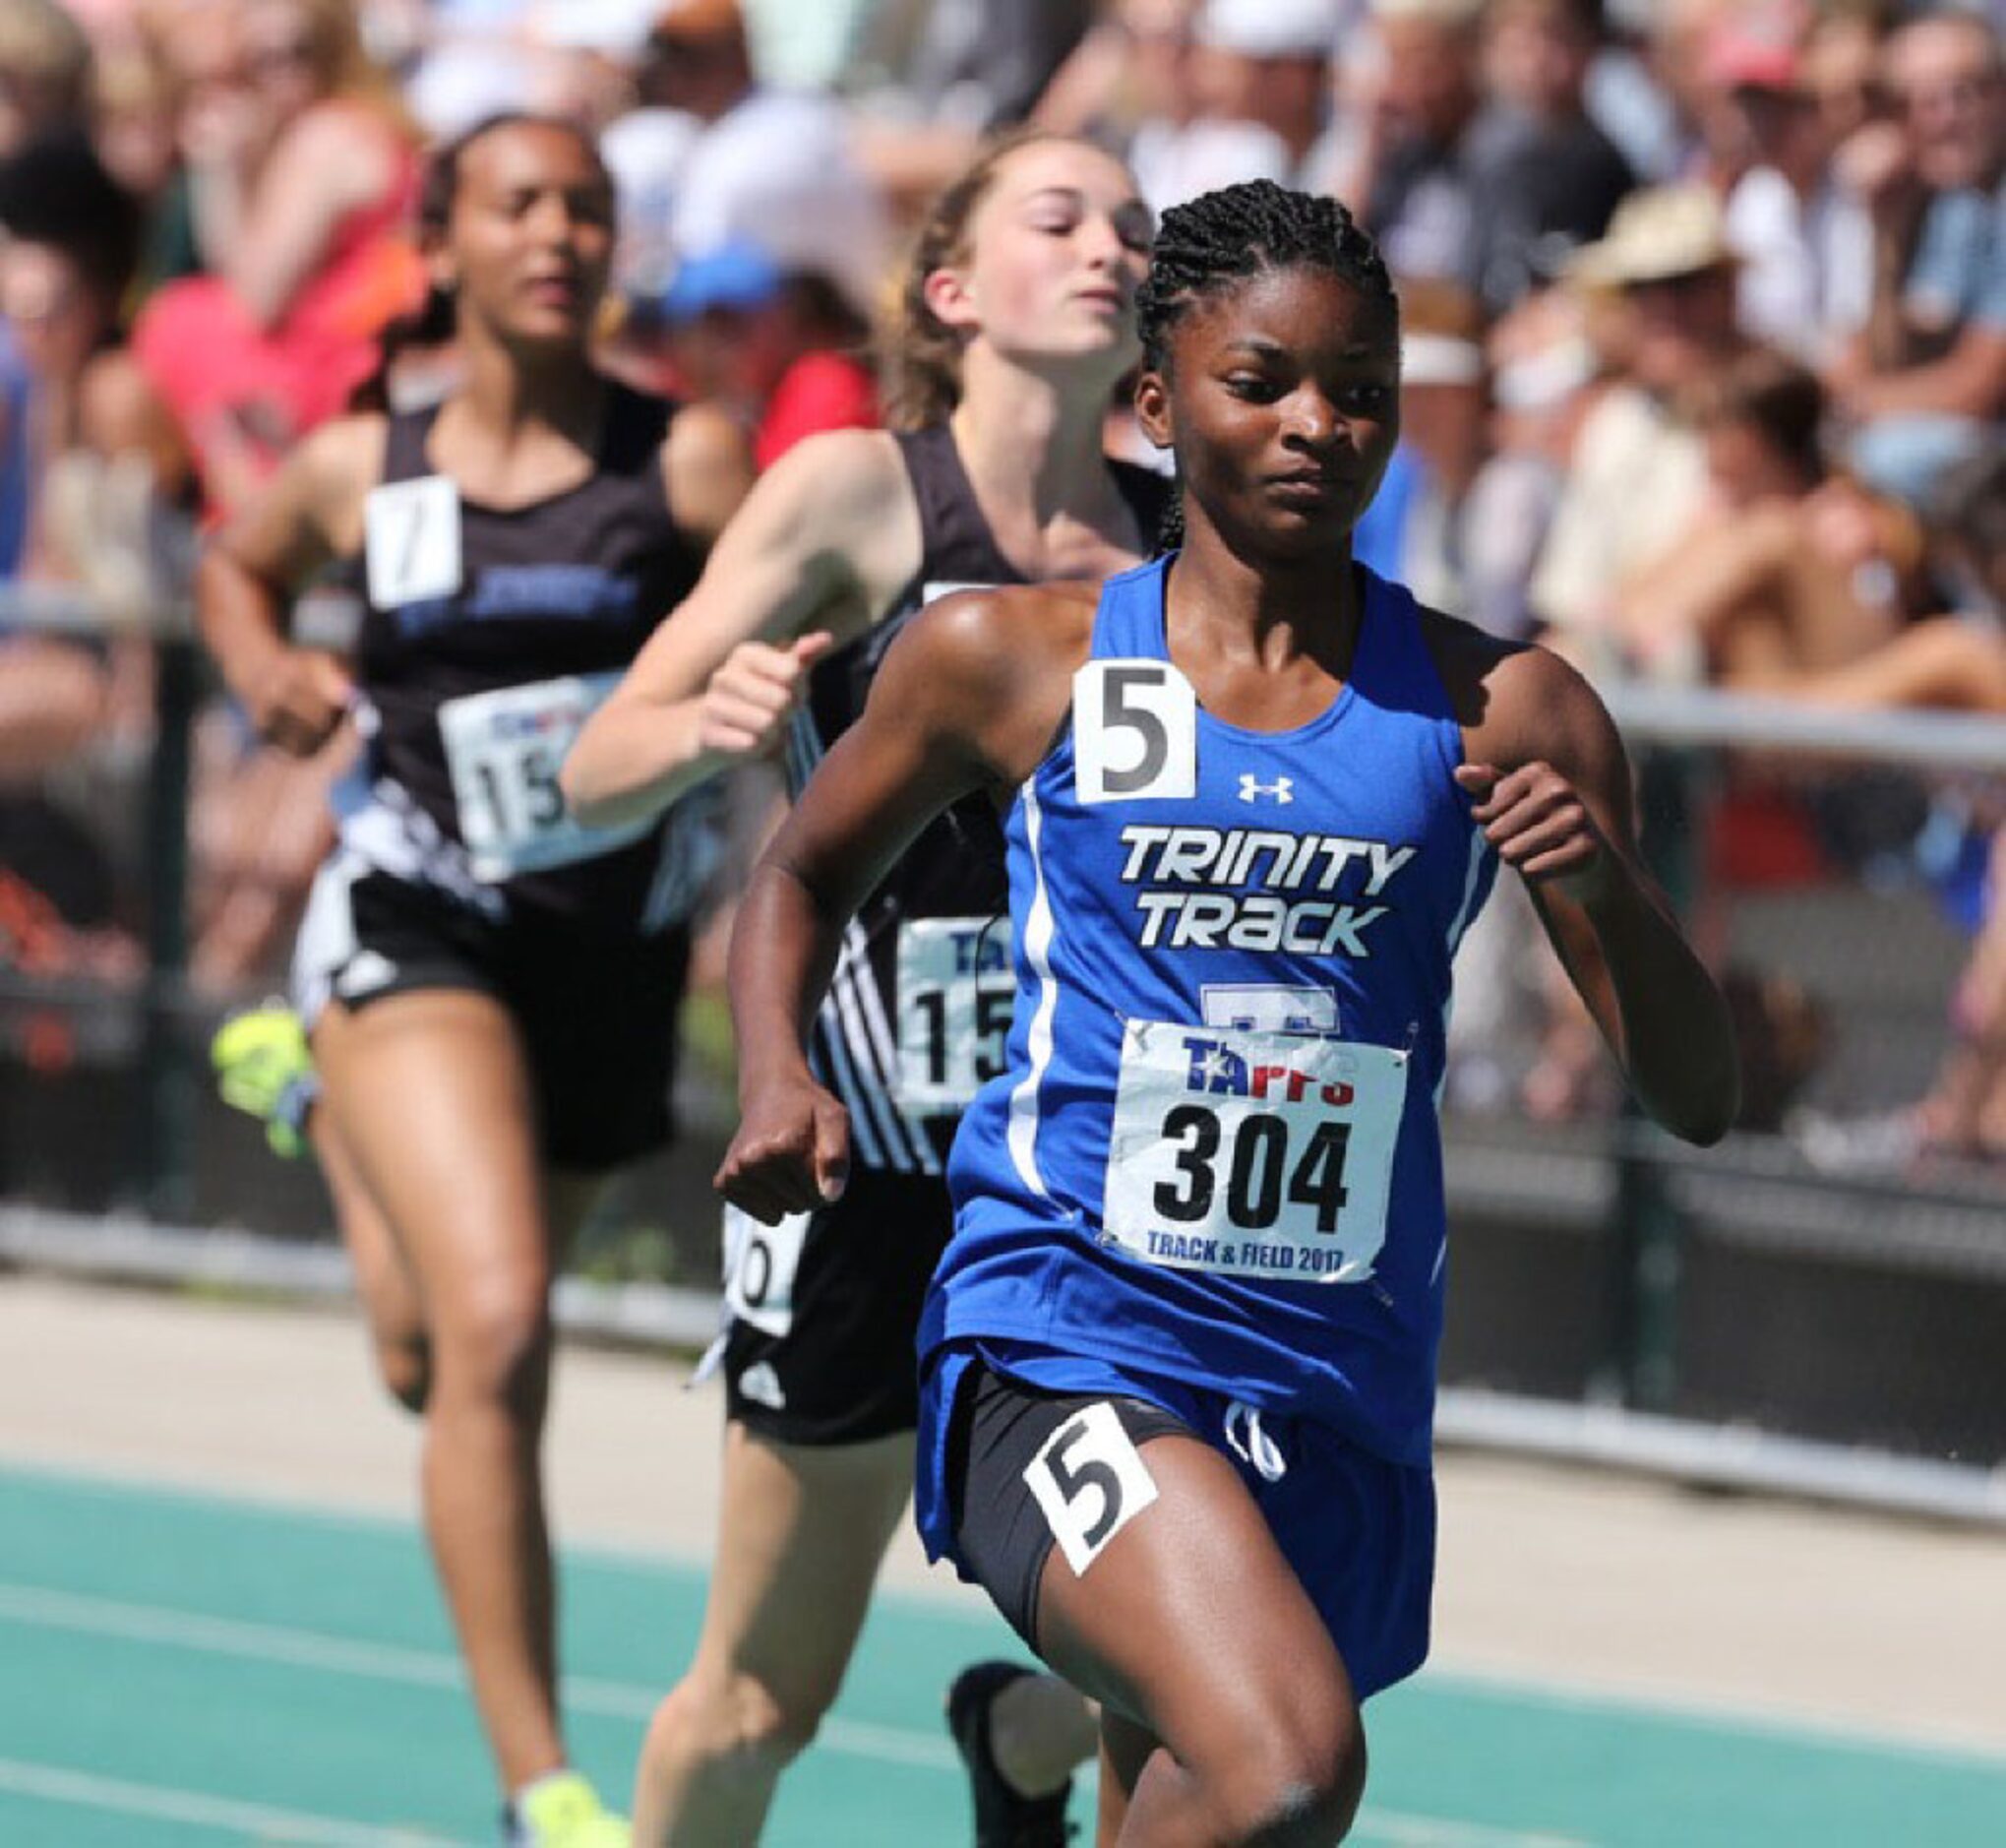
[563,133,1162,1848]
[196,114,751,1848]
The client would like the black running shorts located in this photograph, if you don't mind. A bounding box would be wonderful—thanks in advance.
[943,1353,1191,1648]
[722,1167,952,1446]
[294,857,688,1172]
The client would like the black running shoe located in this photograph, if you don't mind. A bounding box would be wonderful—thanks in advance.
[946,1660,1075,1848]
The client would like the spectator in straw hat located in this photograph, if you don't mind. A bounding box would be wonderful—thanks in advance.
[1529,183,1749,666]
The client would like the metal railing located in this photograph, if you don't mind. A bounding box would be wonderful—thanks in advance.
[1597,681,2003,1414]
[0,583,203,1216]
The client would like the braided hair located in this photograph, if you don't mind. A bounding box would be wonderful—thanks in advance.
[1136,181,1398,552]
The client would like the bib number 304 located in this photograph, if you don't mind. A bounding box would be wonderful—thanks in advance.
[1104,1019,1407,1283]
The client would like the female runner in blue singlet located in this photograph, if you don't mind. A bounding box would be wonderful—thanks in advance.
[713,181,1740,1846]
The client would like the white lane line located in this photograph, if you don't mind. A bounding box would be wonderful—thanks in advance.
[0,1582,463,1686]
[1354,1819,1588,1848]
[0,1581,954,1770]
[0,1756,464,1844]
[1430,1654,2006,1770]
[0,1580,1590,1843]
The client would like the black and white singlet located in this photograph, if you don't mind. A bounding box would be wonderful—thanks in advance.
[786,425,1168,1174]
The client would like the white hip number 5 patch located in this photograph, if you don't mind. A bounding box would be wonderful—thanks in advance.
[1023,1401,1160,1576]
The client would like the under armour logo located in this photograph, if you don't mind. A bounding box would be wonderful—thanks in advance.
[1238,774,1294,803]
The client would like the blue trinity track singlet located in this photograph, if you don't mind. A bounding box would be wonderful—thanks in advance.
[927,554,1498,1468]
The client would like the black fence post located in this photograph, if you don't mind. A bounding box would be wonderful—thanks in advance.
[138,632,200,1219]
[1600,747,1704,1411]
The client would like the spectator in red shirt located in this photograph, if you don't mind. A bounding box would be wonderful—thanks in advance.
[127,0,424,520]
[652,239,878,468]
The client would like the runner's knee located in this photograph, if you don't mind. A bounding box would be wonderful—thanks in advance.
[432,1288,553,1413]
[1196,1702,1366,1845]
[650,1667,828,1780]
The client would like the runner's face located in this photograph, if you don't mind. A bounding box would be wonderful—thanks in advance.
[944,142,1152,374]
[444,124,615,349]
[1141,264,1400,557]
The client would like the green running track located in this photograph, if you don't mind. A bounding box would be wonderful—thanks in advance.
[0,1465,1999,1845]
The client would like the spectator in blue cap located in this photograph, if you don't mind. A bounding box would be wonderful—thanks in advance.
[651,239,877,469]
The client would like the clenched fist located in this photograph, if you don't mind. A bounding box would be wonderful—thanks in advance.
[714,1070,851,1224]
[697,631,835,762]
[243,646,353,757]
[1456,760,1620,906]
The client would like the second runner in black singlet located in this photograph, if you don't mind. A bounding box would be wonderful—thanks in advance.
[718,424,1166,1440]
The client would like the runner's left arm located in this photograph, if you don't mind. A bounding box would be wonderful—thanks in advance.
[1459,644,1739,1145]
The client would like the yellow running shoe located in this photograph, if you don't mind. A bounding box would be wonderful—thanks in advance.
[504,1772,630,1847]
[210,1001,318,1160]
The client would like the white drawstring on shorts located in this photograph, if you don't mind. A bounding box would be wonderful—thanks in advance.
[1224,1401,1288,1482]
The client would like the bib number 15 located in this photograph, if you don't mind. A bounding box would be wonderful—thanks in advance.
[895,917,1014,1111]
[437,672,649,882]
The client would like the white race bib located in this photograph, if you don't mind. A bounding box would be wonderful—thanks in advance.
[364,475,461,607]
[722,1203,809,1338]
[1073,659,1197,805]
[1104,1019,1407,1284]
[437,672,650,882]
[894,916,1013,1111]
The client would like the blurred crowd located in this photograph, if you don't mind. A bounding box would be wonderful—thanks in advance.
[0,0,2001,1160]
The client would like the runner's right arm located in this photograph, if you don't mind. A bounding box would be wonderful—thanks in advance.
[717,585,1086,1222]
[196,415,381,758]
[560,428,918,832]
